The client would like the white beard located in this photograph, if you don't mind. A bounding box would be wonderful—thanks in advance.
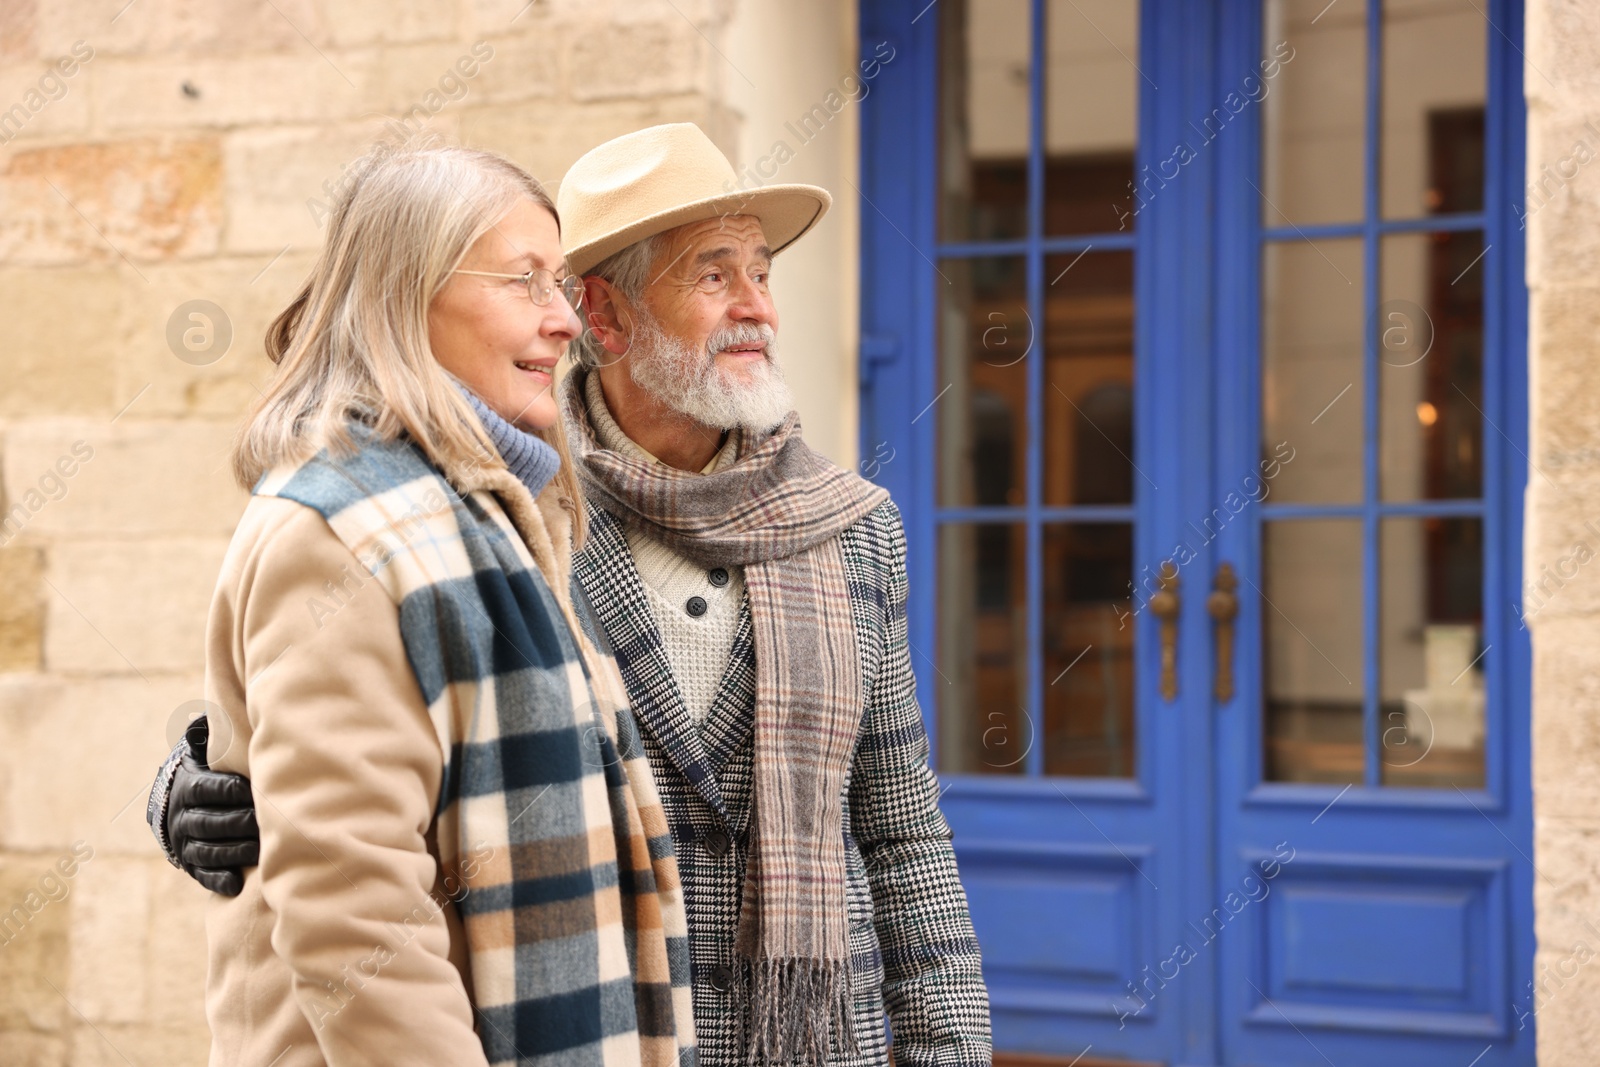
[625,315,794,433]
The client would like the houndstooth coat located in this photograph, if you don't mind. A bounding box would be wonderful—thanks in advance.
[572,500,992,1067]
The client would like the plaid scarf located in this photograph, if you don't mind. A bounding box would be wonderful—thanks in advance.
[258,424,696,1067]
[561,367,889,1065]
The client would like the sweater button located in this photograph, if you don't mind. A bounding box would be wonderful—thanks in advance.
[708,567,730,587]
[702,828,731,857]
[686,595,708,618]
[709,963,735,992]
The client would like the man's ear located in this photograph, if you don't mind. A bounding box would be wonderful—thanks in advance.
[582,276,633,357]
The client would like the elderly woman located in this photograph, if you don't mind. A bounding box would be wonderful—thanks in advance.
[192,140,694,1067]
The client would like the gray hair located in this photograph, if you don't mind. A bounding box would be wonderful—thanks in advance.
[569,234,661,368]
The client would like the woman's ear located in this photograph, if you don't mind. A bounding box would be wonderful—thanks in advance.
[582,277,633,357]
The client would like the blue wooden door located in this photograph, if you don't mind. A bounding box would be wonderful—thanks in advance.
[857,1,1533,1065]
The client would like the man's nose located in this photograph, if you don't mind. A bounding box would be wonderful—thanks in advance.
[725,274,777,326]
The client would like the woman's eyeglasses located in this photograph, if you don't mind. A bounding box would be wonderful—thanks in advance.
[452,268,585,310]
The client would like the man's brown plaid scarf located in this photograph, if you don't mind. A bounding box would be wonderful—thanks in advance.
[562,367,889,1064]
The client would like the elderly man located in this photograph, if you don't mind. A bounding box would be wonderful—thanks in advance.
[152,124,991,1067]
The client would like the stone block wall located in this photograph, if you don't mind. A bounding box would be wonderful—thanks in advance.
[0,1,757,1061]
[1527,0,1600,1062]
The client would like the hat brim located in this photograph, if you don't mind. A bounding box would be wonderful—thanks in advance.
[563,183,832,277]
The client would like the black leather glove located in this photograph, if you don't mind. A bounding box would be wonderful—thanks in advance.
[164,718,260,896]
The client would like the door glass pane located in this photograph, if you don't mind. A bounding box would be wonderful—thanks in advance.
[1381,517,1485,788]
[1262,237,1364,503]
[1263,520,1365,784]
[1044,250,1135,506]
[1044,523,1135,777]
[939,524,1027,775]
[939,256,1028,508]
[1261,0,1368,226]
[1381,0,1486,218]
[1379,231,1484,500]
[1046,0,1138,235]
[940,0,1031,242]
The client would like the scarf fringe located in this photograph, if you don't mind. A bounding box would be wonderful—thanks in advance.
[737,956,857,1066]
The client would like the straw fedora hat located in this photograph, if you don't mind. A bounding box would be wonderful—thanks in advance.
[557,123,832,276]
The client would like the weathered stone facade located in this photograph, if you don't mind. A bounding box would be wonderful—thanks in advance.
[1527,1,1600,1063]
[0,0,859,1062]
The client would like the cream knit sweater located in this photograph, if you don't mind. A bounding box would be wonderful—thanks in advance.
[585,373,746,723]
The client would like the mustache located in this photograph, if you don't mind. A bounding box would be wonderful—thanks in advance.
[705,322,776,358]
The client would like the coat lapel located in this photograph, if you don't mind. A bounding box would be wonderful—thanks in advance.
[574,506,730,823]
[700,597,756,774]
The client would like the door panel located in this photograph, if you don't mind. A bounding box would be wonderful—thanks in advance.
[962,841,1156,1018]
[1210,0,1532,1063]
[885,0,1190,1060]
[1251,854,1507,1034]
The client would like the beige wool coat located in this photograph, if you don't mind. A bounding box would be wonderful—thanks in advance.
[198,469,620,1067]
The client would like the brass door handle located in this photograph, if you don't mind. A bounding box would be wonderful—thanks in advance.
[1148,560,1180,701]
[1208,562,1239,702]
